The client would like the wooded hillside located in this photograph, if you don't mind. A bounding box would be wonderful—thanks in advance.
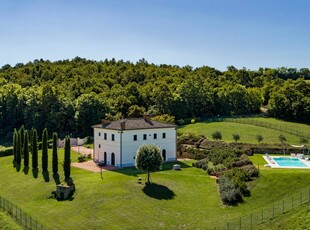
[0,57,309,139]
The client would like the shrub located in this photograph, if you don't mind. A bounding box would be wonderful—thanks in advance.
[241,165,259,178]
[78,155,87,162]
[211,131,222,140]
[0,147,13,157]
[218,175,243,205]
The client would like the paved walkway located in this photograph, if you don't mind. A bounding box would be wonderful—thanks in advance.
[71,160,118,172]
[71,146,93,156]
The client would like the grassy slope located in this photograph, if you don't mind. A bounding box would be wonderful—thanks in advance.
[0,210,22,230]
[255,203,310,230]
[0,150,310,229]
[179,121,302,144]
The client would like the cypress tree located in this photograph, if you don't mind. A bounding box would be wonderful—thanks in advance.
[42,128,48,171]
[32,129,38,169]
[64,136,71,178]
[23,131,29,167]
[52,133,58,174]
[16,131,21,165]
[19,125,25,152]
[13,129,17,163]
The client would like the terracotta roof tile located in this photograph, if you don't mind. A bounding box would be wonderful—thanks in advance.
[92,118,176,130]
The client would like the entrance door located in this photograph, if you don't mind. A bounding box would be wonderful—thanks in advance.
[111,153,115,166]
[104,152,107,164]
[162,149,166,161]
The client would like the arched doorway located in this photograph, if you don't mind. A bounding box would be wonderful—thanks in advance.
[104,152,107,164]
[162,149,166,161]
[111,153,115,166]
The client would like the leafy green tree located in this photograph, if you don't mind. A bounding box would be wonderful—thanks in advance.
[256,134,264,144]
[232,134,240,143]
[135,144,163,184]
[127,105,145,118]
[64,136,71,178]
[151,114,175,124]
[42,128,48,171]
[52,132,58,174]
[212,131,222,140]
[32,129,38,169]
[23,130,29,167]
[19,125,25,151]
[279,134,287,155]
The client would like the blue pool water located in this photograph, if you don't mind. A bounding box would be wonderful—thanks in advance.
[273,157,308,167]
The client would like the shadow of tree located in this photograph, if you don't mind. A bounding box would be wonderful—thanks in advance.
[142,183,176,200]
[53,173,61,185]
[23,166,29,175]
[15,164,21,172]
[32,168,38,178]
[42,170,50,182]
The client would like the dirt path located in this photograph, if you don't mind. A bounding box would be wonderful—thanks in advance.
[72,160,118,173]
[71,146,93,156]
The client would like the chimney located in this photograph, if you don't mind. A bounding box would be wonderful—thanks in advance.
[120,121,126,130]
[101,119,110,126]
[143,114,150,121]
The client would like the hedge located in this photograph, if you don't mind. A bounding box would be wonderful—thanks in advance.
[0,147,13,157]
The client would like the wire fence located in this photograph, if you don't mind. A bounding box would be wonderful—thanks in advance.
[213,188,310,230]
[225,118,310,140]
[0,195,46,230]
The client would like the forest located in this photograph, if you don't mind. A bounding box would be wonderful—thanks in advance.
[0,57,309,140]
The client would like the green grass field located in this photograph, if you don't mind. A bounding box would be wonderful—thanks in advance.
[0,150,310,229]
[179,120,308,144]
[0,210,22,230]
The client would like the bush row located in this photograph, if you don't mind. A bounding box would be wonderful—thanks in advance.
[0,147,13,157]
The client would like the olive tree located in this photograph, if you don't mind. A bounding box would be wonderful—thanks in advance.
[135,144,163,184]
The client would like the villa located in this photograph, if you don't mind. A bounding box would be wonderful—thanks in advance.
[92,115,177,167]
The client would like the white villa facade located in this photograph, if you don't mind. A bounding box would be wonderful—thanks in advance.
[92,115,177,167]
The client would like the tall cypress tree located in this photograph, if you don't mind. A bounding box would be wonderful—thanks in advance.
[32,129,38,169]
[23,131,29,167]
[64,136,71,178]
[16,131,21,165]
[19,125,25,152]
[52,132,58,174]
[42,128,48,171]
[13,129,18,163]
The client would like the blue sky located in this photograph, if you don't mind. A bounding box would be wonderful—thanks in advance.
[1,0,310,70]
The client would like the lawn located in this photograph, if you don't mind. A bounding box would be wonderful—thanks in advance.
[0,210,22,230]
[0,150,310,229]
[179,121,303,144]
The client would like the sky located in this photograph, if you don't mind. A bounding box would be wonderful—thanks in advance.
[1,0,310,71]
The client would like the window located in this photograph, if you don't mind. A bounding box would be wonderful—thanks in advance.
[133,135,137,141]
[162,133,166,139]
[143,134,147,140]
[99,132,101,137]
[112,134,115,141]
[104,133,107,140]
[99,144,101,148]
[153,133,157,139]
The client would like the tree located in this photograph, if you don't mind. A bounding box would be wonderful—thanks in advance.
[19,125,25,151]
[13,129,18,163]
[52,132,58,174]
[42,128,48,171]
[23,130,29,167]
[212,131,222,140]
[64,136,71,178]
[135,144,163,184]
[32,129,38,169]
[232,134,240,143]
[16,131,21,165]
[256,134,264,144]
[300,137,309,154]
[279,134,287,155]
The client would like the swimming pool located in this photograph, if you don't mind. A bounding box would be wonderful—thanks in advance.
[273,157,308,167]
[263,155,310,169]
